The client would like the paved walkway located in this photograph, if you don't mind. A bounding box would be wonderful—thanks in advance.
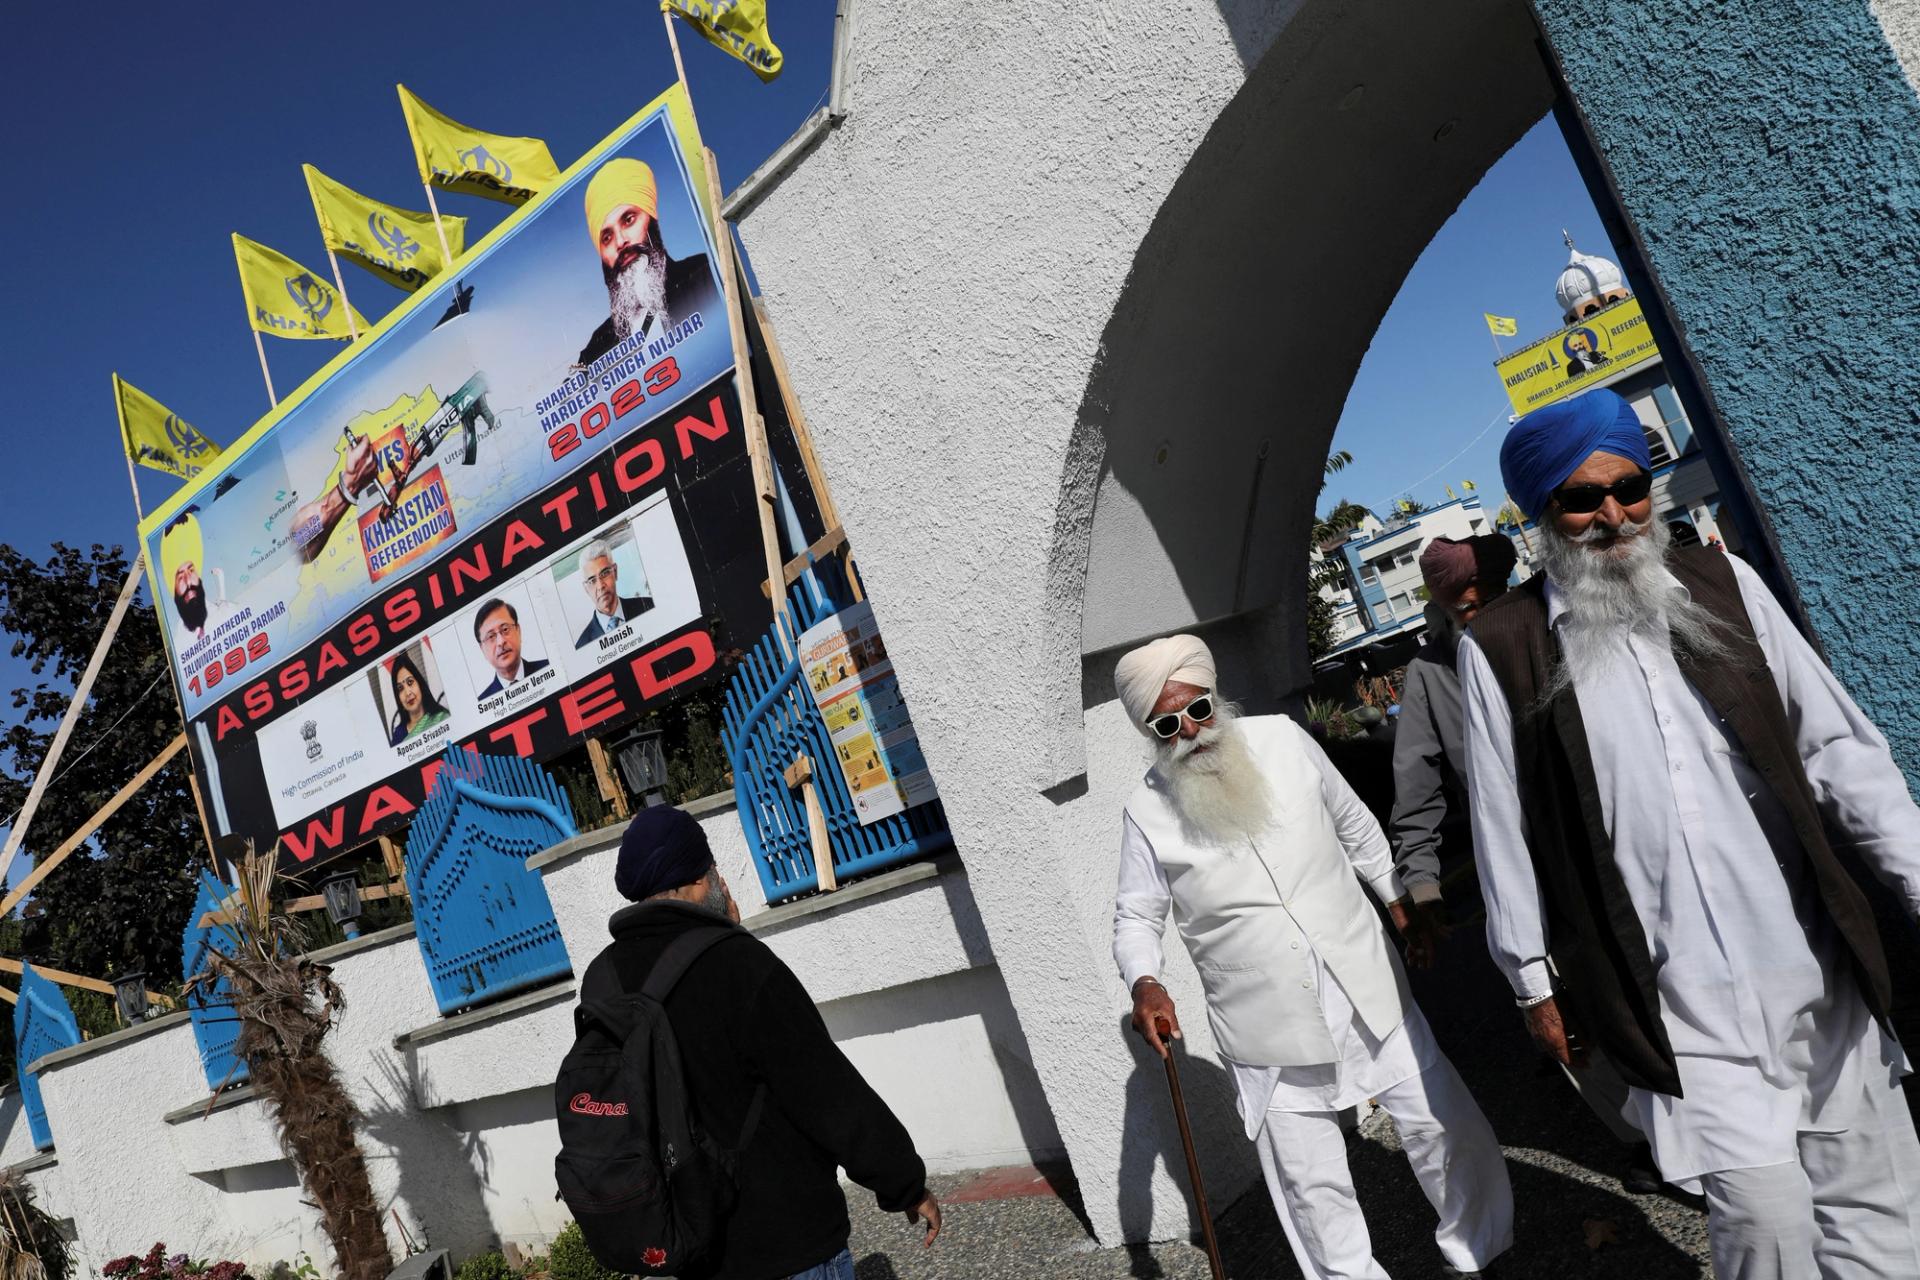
[845,885,1721,1278]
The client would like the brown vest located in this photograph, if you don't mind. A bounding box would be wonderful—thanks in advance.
[1469,546,1893,1097]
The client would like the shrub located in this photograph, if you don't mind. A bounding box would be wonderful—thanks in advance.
[453,1253,513,1280]
[545,1225,619,1280]
[100,1244,249,1280]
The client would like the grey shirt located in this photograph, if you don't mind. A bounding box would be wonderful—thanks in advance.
[1388,609,1464,901]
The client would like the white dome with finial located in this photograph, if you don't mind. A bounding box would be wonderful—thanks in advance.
[1555,230,1629,322]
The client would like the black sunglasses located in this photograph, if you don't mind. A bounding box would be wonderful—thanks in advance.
[1146,693,1216,740]
[1550,469,1652,515]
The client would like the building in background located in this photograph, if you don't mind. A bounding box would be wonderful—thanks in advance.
[1317,497,1509,657]
[1498,235,1740,554]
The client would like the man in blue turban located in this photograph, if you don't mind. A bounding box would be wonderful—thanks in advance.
[1461,388,1920,1277]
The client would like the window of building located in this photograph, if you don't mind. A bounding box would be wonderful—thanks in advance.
[1359,563,1379,585]
[1664,508,1701,547]
[1390,591,1414,614]
[1372,601,1395,626]
[1651,383,1695,456]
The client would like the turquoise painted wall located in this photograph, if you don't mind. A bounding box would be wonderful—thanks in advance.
[1537,1,1920,780]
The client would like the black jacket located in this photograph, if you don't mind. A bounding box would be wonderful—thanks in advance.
[1467,547,1895,1096]
[589,900,926,1280]
[574,595,654,648]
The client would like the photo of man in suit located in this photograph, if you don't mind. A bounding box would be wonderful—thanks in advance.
[574,537,654,648]
[473,597,549,699]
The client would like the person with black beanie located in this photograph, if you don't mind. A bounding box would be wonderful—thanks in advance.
[584,805,941,1280]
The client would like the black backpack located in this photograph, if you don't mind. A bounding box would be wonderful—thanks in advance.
[554,926,765,1276]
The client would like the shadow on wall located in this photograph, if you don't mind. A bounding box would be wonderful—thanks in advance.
[817,964,1066,1174]
[357,1051,499,1258]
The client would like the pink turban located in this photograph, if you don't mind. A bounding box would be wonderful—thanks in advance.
[1114,635,1216,733]
[1418,534,1518,607]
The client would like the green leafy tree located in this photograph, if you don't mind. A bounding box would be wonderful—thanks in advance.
[1306,450,1373,663]
[0,543,204,991]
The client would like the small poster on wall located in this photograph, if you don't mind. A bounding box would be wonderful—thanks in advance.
[797,602,939,825]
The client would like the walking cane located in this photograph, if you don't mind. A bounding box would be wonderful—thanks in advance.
[1157,1016,1227,1280]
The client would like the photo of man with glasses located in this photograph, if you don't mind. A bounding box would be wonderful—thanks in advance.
[472,597,550,700]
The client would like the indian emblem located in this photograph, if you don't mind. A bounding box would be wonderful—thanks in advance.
[368,211,423,263]
[457,142,512,183]
[284,273,333,326]
[302,719,322,761]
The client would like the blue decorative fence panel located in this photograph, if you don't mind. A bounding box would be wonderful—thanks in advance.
[407,750,577,1015]
[182,874,249,1091]
[722,565,953,905]
[14,963,80,1151]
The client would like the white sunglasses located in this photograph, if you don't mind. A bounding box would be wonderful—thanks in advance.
[1145,692,1216,739]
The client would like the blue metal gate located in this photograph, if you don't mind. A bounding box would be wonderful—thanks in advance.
[407,750,576,1015]
[721,565,953,905]
[14,963,80,1151]
[181,874,249,1091]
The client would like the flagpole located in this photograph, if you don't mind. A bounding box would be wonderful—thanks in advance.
[112,378,145,525]
[662,6,703,138]
[1490,328,1505,360]
[326,248,360,342]
[251,329,278,407]
[422,182,454,264]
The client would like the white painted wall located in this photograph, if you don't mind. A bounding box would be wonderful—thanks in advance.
[10,803,1050,1273]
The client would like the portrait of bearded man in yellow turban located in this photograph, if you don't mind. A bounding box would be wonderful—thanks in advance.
[576,157,720,368]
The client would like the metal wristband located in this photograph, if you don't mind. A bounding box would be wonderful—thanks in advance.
[1132,976,1164,991]
[1515,990,1555,1010]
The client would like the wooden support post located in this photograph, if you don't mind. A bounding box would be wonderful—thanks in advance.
[0,958,173,1010]
[0,560,150,890]
[0,736,187,919]
[745,291,843,532]
[783,755,836,893]
[701,147,786,631]
[586,739,631,820]
[378,835,408,894]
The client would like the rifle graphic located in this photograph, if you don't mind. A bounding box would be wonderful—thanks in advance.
[344,372,497,522]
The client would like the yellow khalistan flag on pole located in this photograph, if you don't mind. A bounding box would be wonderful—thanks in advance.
[303,165,467,292]
[1484,313,1519,337]
[114,374,222,481]
[662,0,784,81]
[398,85,561,205]
[233,234,367,340]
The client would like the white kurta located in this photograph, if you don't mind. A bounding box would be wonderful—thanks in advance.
[1459,553,1920,1189]
[1113,739,1434,1138]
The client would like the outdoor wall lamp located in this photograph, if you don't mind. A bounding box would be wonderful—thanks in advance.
[321,870,364,940]
[112,970,149,1024]
[614,728,671,808]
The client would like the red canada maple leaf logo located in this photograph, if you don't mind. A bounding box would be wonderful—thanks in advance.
[642,1247,667,1267]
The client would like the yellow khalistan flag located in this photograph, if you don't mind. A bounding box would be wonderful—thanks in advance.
[1484,313,1519,337]
[304,165,466,293]
[114,374,222,481]
[234,234,367,340]
[663,0,784,82]
[398,85,561,205]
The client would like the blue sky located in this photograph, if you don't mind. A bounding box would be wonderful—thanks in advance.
[0,0,842,557]
[1324,114,1620,519]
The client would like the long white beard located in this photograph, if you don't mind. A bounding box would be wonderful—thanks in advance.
[1539,515,1734,703]
[607,249,670,342]
[1157,711,1274,847]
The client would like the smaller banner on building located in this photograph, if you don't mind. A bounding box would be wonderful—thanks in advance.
[1494,296,1658,416]
[797,602,938,825]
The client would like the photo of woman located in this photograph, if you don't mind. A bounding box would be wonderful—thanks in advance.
[387,648,450,746]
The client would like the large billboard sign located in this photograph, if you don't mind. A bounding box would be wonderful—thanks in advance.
[1493,296,1659,416]
[140,85,819,871]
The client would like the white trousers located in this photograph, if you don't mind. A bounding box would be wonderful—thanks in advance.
[1253,1053,1513,1279]
[1698,1067,1920,1280]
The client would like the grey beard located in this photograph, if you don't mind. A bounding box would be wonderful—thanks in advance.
[1156,710,1274,846]
[606,250,670,342]
[1538,516,1735,704]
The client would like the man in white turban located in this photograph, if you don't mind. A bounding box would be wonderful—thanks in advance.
[1111,635,1512,1279]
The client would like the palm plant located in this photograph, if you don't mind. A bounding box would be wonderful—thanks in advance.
[0,1169,70,1280]
[193,852,391,1280]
